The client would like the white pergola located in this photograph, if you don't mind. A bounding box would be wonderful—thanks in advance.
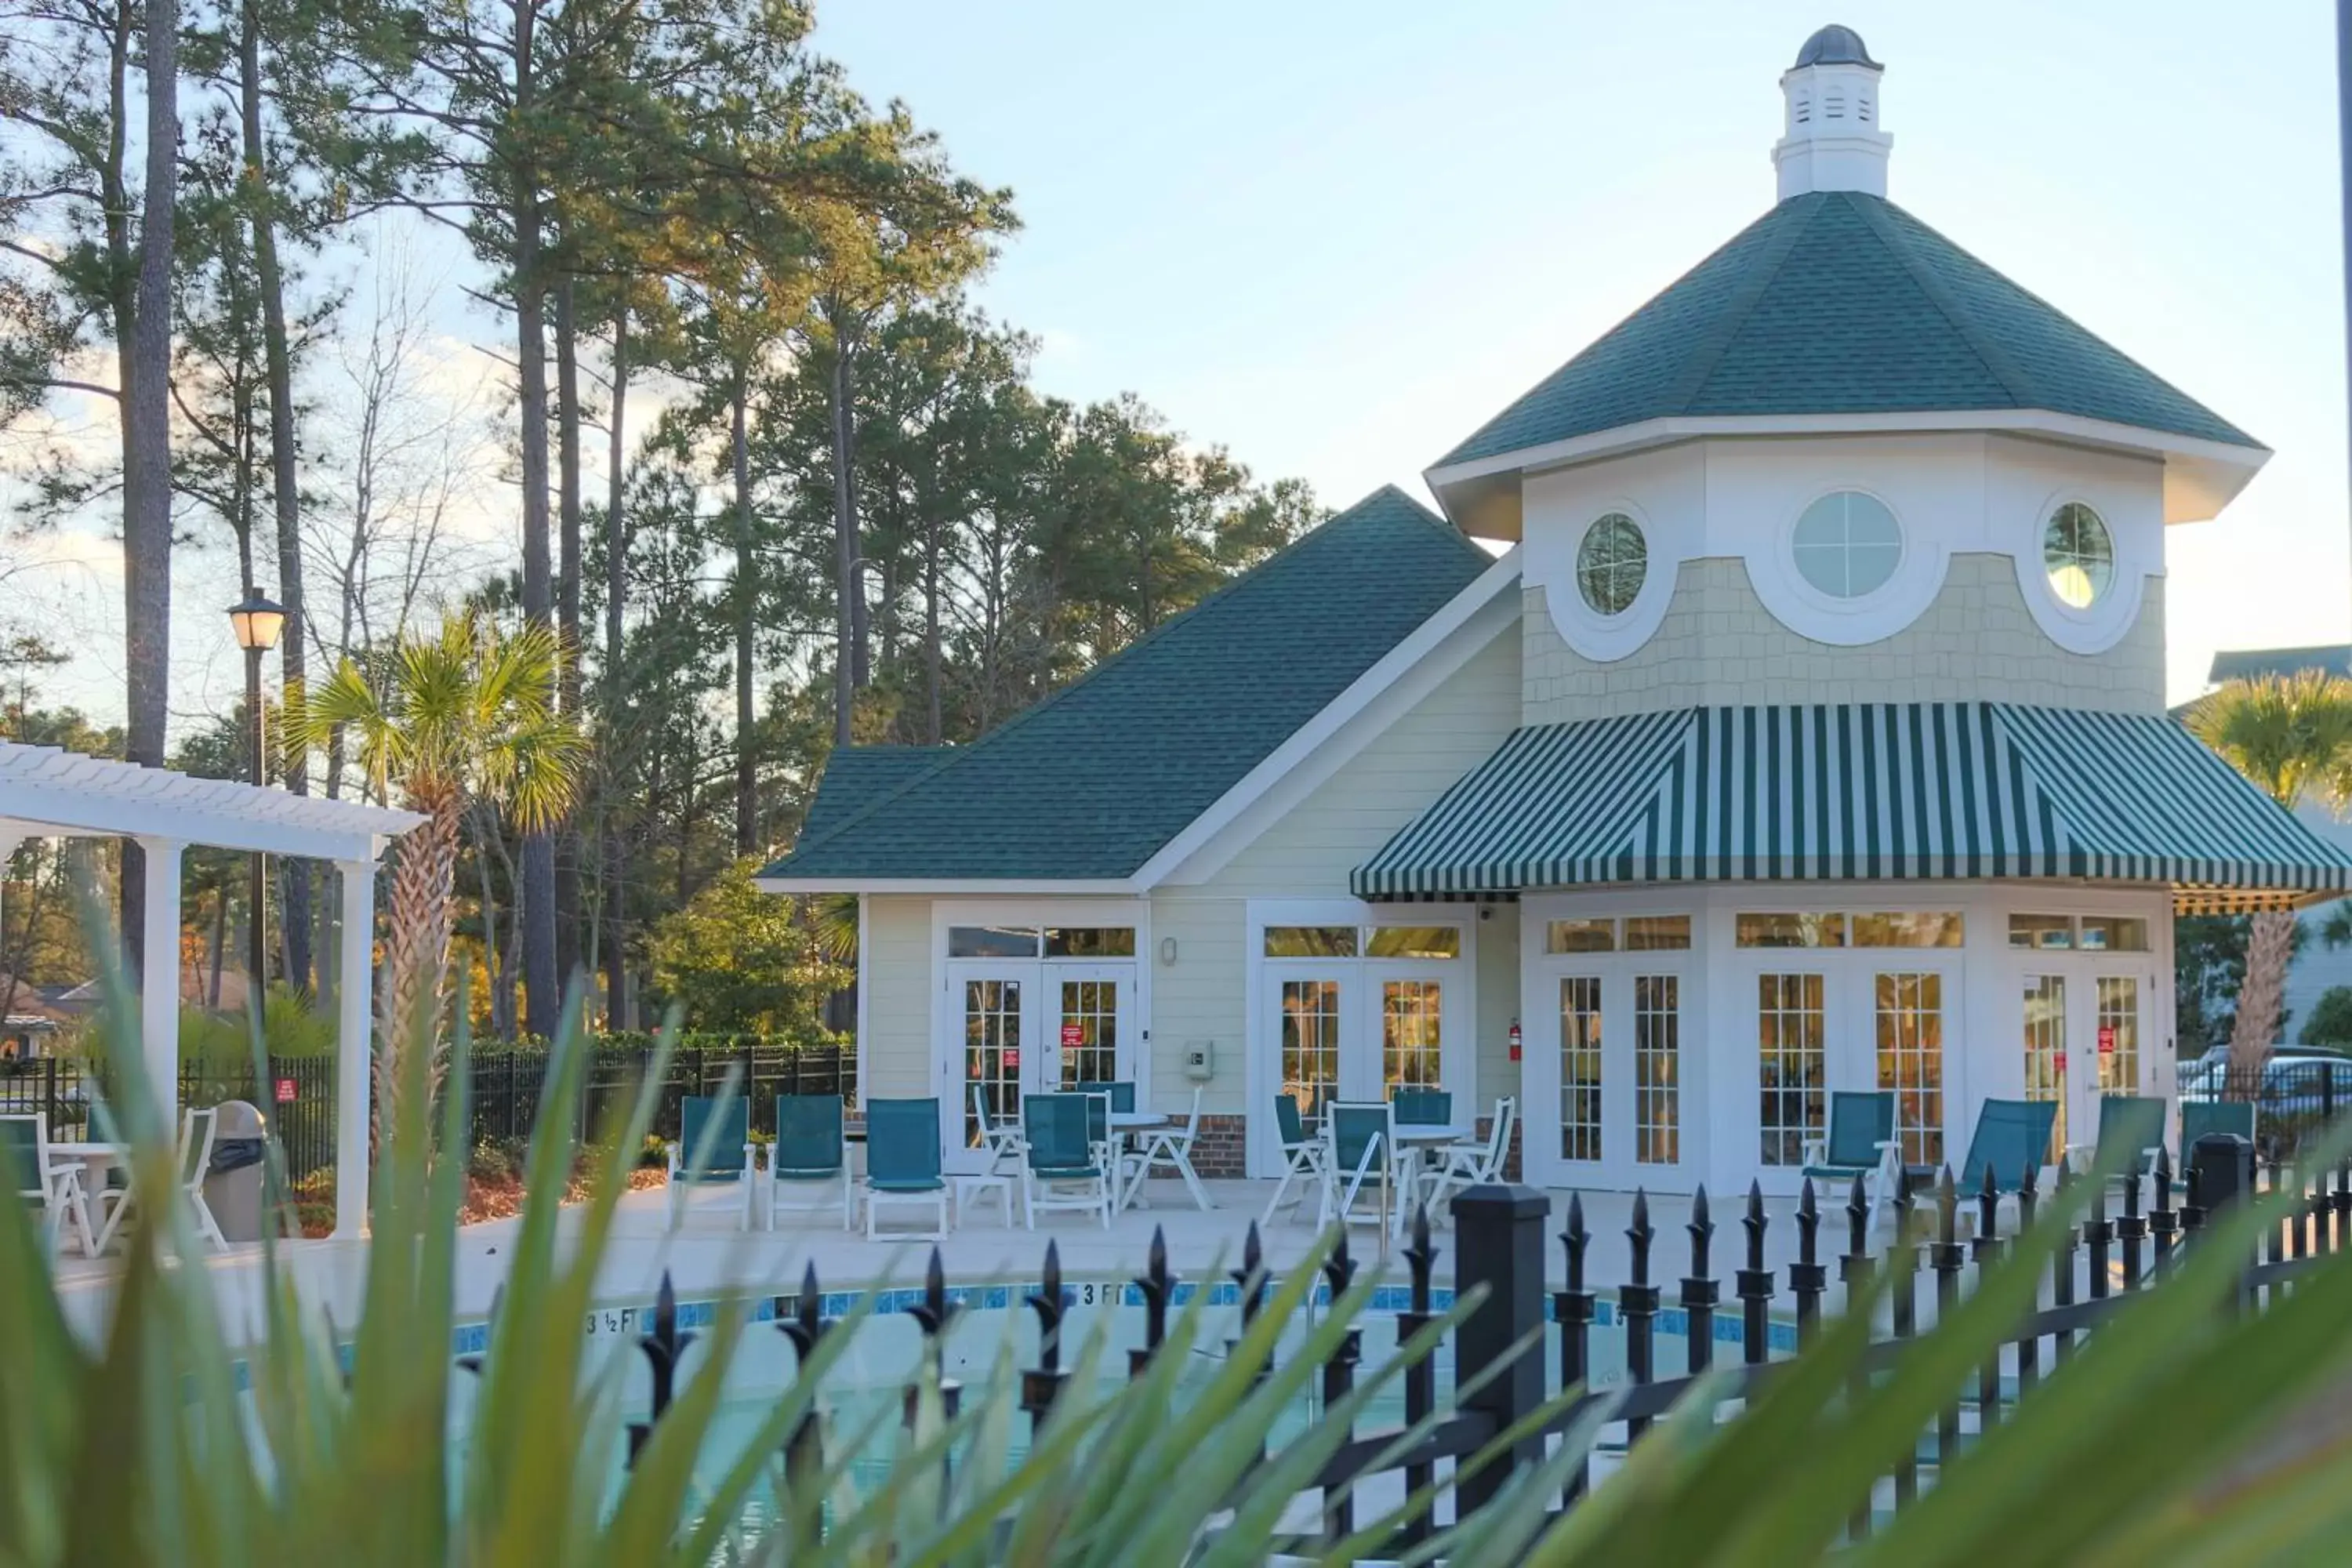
[0,741,422,1238]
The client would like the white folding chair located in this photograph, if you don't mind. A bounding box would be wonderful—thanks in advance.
[1125,1087,1213,1211]
[1261,1093,1330,1225]
[970,1083,1026,1175]
[93,1106,223,1254]
[3,1112,95,1258]
[1421,1096,1515,1211]
[1319,1102,1399,1232]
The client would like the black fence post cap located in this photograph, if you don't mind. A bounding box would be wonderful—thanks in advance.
[1448,1181,1549,1221]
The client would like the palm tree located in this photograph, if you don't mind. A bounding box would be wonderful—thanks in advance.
[2185,670,2352,1071]
[296,612,585,1136]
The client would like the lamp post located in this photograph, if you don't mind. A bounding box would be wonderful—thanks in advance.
[228,587,286,1002]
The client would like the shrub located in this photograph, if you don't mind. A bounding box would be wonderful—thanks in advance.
[2299,985,2352,1047]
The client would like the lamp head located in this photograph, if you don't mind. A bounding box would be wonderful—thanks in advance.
[228,587,287,652]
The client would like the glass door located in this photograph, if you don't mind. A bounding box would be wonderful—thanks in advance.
[1871,965,1955,1171]
[1051,964,1134,1091]
[1756,970,1829,1172]
[1272,971,1348,1127]
[2021,973,2068,1163]
[1374,972,1446,1100]
[1627,969,1688,1178]
[947,963,1042,1171]
[2079,969,2151,1149]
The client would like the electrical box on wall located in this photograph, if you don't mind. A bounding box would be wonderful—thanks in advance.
[1184,1039,1214,1081]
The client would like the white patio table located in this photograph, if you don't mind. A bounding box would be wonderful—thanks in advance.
[1112,1110,1214,1214]
[48,1142,132,1253]
[1106,1110,1167,1213]
[1390,1123,1472,1236]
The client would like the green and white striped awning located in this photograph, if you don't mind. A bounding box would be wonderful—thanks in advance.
[1352,703,2352,910]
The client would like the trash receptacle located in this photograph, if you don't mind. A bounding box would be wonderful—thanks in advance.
[202,1100,269,1243]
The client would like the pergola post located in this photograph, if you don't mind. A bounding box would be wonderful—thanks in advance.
[333,858,374,1239]
[138,837,183,1137]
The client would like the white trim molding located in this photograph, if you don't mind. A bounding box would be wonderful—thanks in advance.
[2008,486,2154,656]
[1138,548,1523,888]
[1427,408,2269,540]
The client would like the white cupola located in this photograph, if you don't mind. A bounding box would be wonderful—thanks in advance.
[1773,24,1892,201]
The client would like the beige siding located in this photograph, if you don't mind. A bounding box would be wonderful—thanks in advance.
[1207,629,1523,895]
[1475,908,1520,1107]
[1153,626,1525,1116]
[1145,896,1248,1112]
[1523,556,2168,724]
[862,895,934,1100]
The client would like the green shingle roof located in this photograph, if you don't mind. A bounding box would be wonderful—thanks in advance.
[760,487,1492,883]
[799,746,955,844]
[1438,191,2259,470]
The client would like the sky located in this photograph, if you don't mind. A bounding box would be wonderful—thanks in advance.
[6,0,2347,728]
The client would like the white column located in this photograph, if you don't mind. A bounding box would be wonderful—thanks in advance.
[138,837,183,1138]
[333,858,375,1239]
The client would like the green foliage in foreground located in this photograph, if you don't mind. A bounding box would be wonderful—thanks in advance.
[7,980,2352,1563]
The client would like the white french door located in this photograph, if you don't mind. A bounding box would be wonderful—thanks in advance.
[1867,962,1958,1171]
[1529,960,1692,1188]
[2020,963,2155,1166]
[944,960,1134,1171]
[1262,964,1466,1131]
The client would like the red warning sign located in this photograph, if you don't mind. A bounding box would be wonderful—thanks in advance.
[275,1077,297,1105]
[1061,1023,1085,1049]
[2097,1025,2117,1058]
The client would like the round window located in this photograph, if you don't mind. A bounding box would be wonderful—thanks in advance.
[2043,502,2114,608]
[1575,513,1647,617]
[1791,491,1902,599]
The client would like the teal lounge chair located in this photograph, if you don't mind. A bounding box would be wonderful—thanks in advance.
[1391,1088,1452,1127]
[2070,1094,2167,1187]
[863,1098,948,1240]
[1800,1091,1902,1234]
[667,1095,753,1232]
[766,1094,851,1231]
[1321,1101,1400,1232]
[1073,1080,1135,1115]
[1022,1093,1112,1229]
[2181,1098,2254,1151]
[1956,1098,2060,1229]
[2,1112,95,1258]
[1261,1094,1330,1225]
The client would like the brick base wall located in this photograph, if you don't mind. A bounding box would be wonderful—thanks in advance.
[1185,1113,1525,1182]
[1188,1113,1249,1178]
[1475,1115,1526,1182]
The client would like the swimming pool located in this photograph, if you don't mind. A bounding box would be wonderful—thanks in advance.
[445,1274,1801,1497]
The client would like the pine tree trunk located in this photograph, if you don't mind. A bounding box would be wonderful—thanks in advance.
[241,0,311,993]
[829,339,857,746]
[924,522,942,745]
[510,0,557,1040]
[604,310,631,1024]
[2231,908,2296,1073]
[119,0,178,963]
[552,276,583,989]
[732,365,757,853]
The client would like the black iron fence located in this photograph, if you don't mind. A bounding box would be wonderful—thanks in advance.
[0,1055,336,1177]
[476,1042,858,1151]
[2180,1055,2351,1158]
[597,1138,2349,1548]
[0,1039,855,1183]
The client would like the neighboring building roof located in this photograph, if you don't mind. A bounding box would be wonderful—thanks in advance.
[1436,191,2260,471]
[2207,644,2352,684]
[1356,702,2352,910]
[799,746,954,845]
[760,487,1494,884]
[1793,24,1879,69]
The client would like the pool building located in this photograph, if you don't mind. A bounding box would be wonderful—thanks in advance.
[758,27,2352,1196]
